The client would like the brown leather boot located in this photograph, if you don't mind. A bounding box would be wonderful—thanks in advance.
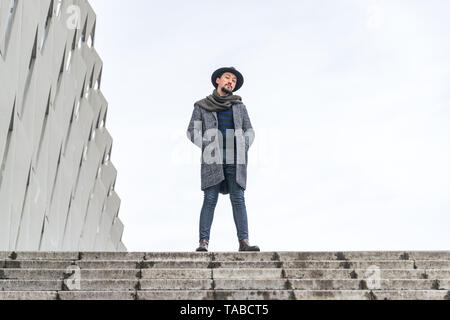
[196,239,209,252]
[239,239,260,252]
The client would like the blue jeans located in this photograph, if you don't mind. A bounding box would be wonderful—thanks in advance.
[199,164,249,242]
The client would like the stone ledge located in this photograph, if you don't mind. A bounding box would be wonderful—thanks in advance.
[2,251,450,261]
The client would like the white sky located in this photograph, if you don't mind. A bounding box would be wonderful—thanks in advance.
[89,0,450,252]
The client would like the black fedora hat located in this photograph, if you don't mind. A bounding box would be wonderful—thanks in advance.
[211,67,244,92]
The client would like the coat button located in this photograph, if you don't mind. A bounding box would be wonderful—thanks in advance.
[214,122,217,126]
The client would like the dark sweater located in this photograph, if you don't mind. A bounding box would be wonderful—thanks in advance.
[217,108,237,164]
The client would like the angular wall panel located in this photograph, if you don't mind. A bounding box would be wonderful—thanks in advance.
[0,0,126,251]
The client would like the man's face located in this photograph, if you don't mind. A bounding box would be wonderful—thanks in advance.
[216,72,237,95]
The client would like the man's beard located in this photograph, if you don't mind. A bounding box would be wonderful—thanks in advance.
[221,86,233,95]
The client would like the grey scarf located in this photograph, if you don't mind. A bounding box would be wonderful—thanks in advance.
[195,89,243,112]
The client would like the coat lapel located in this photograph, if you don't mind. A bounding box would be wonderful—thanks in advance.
[232,104,242,128]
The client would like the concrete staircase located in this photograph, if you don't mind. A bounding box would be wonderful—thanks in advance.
[1,251,450,300]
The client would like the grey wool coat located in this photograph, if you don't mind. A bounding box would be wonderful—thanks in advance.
[186,103,255,195]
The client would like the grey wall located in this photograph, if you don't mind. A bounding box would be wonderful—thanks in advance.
[0,0,126,251]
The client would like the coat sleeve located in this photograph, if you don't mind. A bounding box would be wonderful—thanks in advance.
[186,104,204,148]
[241,104,255,148]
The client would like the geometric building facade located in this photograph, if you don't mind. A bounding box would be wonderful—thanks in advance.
[0,0,126,251]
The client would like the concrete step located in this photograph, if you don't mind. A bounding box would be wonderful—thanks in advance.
[140,279,213,290]
[142,268,450,280]
[289,279,450,290]
[138,279,289,290]
[0,280,63,291]
[0,289,449,300]
[283,261,416,269]
[277,251,450,261]
[1,251,450,300]
[6,259,449,270]
[0,291,59,300]
[293,290,450,300]
[210,268,283,280]
[140,268,213,279]
[2,278,450,291]
[4,268,450,281]
[215,251,450,261]
[284,268,450,280]
[4,251,450,261]
[136,289,450,300]
[0,279,138,291]
[136,290,294,300]
[58,291,136,300]
[415,260,450,269]
[125,279,450,291]
[1,252,79,261]
[0,269,141,280]
[80,252,209,261]
[2,260,139,269]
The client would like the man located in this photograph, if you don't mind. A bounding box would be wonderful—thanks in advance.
[186,67,259,252]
